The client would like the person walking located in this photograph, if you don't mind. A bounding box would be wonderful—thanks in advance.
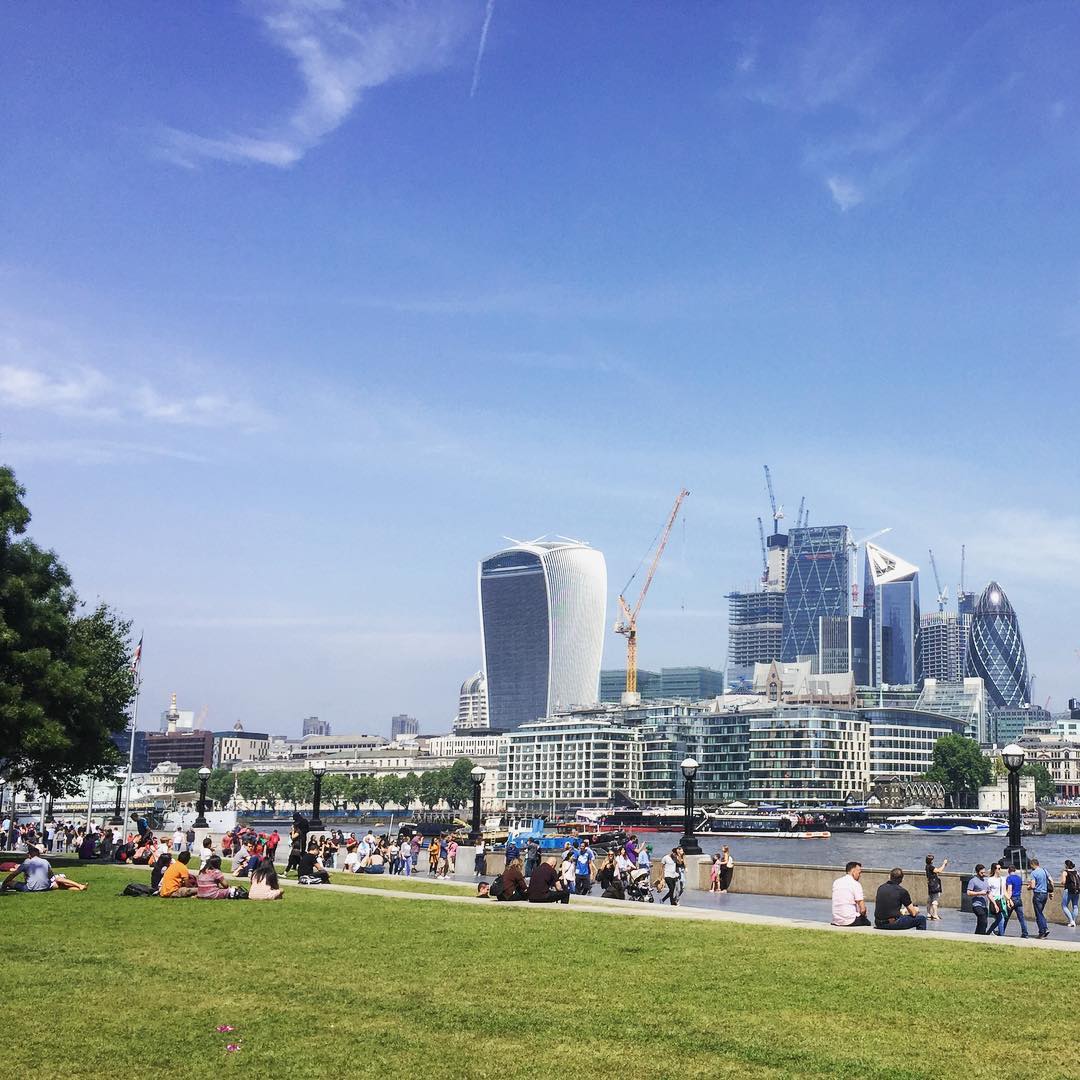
[172,827,185,854]
[1027,858,1052,939]
[661,847,680,906]
[1060,859,1079,928]
[925,855,948,921]
[574,841,595,895]
[986,862,1007,936]
[967,864,992,935]
[1001,864,1030,938]
[474,837,486,878]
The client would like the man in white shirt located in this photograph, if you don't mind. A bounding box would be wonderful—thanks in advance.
[831,861,870,926]
[172,828,185,853]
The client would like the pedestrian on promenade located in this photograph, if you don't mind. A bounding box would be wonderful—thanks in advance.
[986,862,1007,936]
[718,846,734,894]
[410,832,421,872]
[1060,859,1080,927]
[1027,858,1052,939]
[874,868,927,931]
[185,825,195,853]
[831,861,871,927]
[660,847,681,906]
[437,834,450,877]
[267,829,280,864]
[924,854,948,921]
[474,838,486,877]
[1001,865,1029,938]
[709,854,721,893]
[428,837,440,876]
[560,850,576,896]
[524,837,540,878]
[967,864,992,934]
[574,841,595,895]
[448,837,458,875]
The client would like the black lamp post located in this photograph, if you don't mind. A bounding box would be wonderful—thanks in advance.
[309,761,326,831]
[193,766,211,829]
[109,772,124,826]
[679,757,702,855]
[469,765,487,843]
[1001,743,1028,871]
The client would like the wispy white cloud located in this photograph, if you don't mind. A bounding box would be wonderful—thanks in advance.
[1,437,210,466]
[470,0,496,98]
[162,0,470,168]
[825,175,863,211]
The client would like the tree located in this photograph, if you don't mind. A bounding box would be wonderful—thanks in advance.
[206,768,235,808]
[379,775,408,810]
[293,770,314,809]
[256,772,285,811]
[1,465,137,796]
[1021,762,1057,803]
[370,775,391,809]
[925,735,992,808]
[443,757,476,810]
[322,773,348,810]
[346,775,372,811]
[236,769,261,803]
[176,768,200,794]
[418,770,442,810]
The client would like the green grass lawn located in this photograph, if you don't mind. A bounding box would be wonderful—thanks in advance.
[4,862,1076,1080]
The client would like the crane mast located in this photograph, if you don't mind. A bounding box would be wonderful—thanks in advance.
[928,549,948,612]
[614,488,690,696]
[757,516,768,583]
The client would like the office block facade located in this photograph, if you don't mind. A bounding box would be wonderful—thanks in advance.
[781,526,851,663]
[965,582,1031,709]
[726,589,784,686]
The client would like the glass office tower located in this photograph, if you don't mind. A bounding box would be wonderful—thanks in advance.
[781,526,851,662]
[965,581,1031,709]
[479,539,606,731]
[863,543,921,686]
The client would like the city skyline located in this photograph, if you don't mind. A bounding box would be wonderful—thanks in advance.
[2,3,1078,734]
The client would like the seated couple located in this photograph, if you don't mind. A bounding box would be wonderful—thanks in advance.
[831,864,926,930]
[191,855,283,899]
[478,858,569,904]
[0,843,89,892]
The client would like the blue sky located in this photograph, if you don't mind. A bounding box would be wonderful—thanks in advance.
[2,1,1078,736]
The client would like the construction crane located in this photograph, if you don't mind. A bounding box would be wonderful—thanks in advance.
[795,496,805,529]
[763,465,783,535]
[927,549,949,612]
[614,488,690,696]
[757,516,768,583]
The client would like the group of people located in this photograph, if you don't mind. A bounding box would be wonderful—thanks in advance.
[832,853,1080,938]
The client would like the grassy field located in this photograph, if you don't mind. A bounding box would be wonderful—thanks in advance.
[4,862,1076,1080]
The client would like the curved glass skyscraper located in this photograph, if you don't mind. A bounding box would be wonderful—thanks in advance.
[479,539,606,731]
[964,581,1030,709]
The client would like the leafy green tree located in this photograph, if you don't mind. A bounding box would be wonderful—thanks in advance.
[322,773,348,810]
[370,775,391,809]
[293,770,314,809]
[400,772,421,809]
[176,768,200,794]
[346,775,372,810]
[0,466,137,796]
[206,768,235,808]
[925,735,992,808]
[443,757,476,810]
[1021,762,1057,803]
[379,775,408,810]
[236,769,261,803]
[418,770,443,810]
[256,772,286,811]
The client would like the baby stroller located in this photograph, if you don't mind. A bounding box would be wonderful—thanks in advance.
[623,867,654,903]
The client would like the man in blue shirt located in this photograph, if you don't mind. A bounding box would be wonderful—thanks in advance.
[574,842,595,895]
[1027,858,1052,938]
[1001,865,1030,938]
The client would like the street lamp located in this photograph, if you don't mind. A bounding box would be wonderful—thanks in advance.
[1001,743,1028,871]
[679,757,702,855]
[193,766,212,829]
[469,765,487,844]
[309,760,326,831]
[109,770,125,826]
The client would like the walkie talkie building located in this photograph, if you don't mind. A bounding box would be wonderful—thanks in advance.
[965,581,1031,709]
[479,538,607,731]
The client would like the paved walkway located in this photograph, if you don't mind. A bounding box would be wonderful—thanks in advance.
[280,873,1080,952]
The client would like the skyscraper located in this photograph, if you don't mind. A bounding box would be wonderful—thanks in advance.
[818,615,871,685]
[302,716,330,737]
[390,714,418,739]
[863,543,921,687]
[965,581,1031,709]
[455,672,490,731]
[726,589,784,685]
[781,526,851,662]
[479,538,606,731]
[920,611,973,683]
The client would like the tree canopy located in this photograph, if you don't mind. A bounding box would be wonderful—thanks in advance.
[925,735,992,808]
[1021,762,1057,803]
[0,466,136,797]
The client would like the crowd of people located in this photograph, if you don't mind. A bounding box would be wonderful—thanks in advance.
[831,853,1080,938]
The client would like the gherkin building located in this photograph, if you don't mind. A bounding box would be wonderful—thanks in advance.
[964,581,1030,709]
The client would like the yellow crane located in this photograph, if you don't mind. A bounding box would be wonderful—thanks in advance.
[614,488,690,697]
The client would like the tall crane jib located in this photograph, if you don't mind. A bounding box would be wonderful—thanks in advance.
[614,489,690,697]
[763,465,780,534]
[757,516,768,582]
[928,549,948,612]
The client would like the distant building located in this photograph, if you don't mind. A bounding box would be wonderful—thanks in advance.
[863,543,920,687]
[145,729,214,770]
[289,733,388,758]
[990,705,1050,746]
[159,692,195,732]
[920,611,973,683]
[302,716,330,737]
[479,538,606,731]
[212,722,270,767]
[754,660,857,708]
[725,590,784,687]
[916,678,988,744]
[1015,737,1080,799]
[817,615,871,686]
[599,667,723,703]
[111,728,150,773]
[454,672,490,731]
[781,526,851,663]
[390,714,419,740]
[965,581,1031,709]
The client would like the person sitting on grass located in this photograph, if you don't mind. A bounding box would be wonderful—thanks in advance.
[498,857,528,901]
[249,859,284,900]
[233,842,260,878]
[150,850,173,892]
[197,855,244,899]
[528,858,569,905]
[0,842,89,892]
[160,851,198,898]
[297,842,330,885]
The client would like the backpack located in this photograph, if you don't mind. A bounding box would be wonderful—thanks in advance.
[120,882,155,898]
[1067,869,1080,893]
[488,873,506,899]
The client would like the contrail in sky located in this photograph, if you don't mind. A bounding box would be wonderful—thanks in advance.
[470,0,496,97]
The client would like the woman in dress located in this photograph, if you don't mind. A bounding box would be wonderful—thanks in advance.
[709,854,721,893]
[925,854,948,921]
[718,846,734,894]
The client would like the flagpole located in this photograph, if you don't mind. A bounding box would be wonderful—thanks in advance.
[122,639,143,840]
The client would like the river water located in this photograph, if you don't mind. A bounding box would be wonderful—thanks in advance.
[637,829,1080,872]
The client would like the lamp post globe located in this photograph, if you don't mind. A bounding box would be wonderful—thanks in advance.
[193,766,212,829]
[1001,744,1028,871]
[309,760,326,832]
[679,757,702,855]
[469,766,487,844]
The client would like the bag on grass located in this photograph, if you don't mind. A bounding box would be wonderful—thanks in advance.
[230,886,249,899]
[488,873,505,900]
[299,875,325,886]
[121,882,155,897]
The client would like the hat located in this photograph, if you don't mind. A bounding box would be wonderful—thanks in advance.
[27,841,45,853]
